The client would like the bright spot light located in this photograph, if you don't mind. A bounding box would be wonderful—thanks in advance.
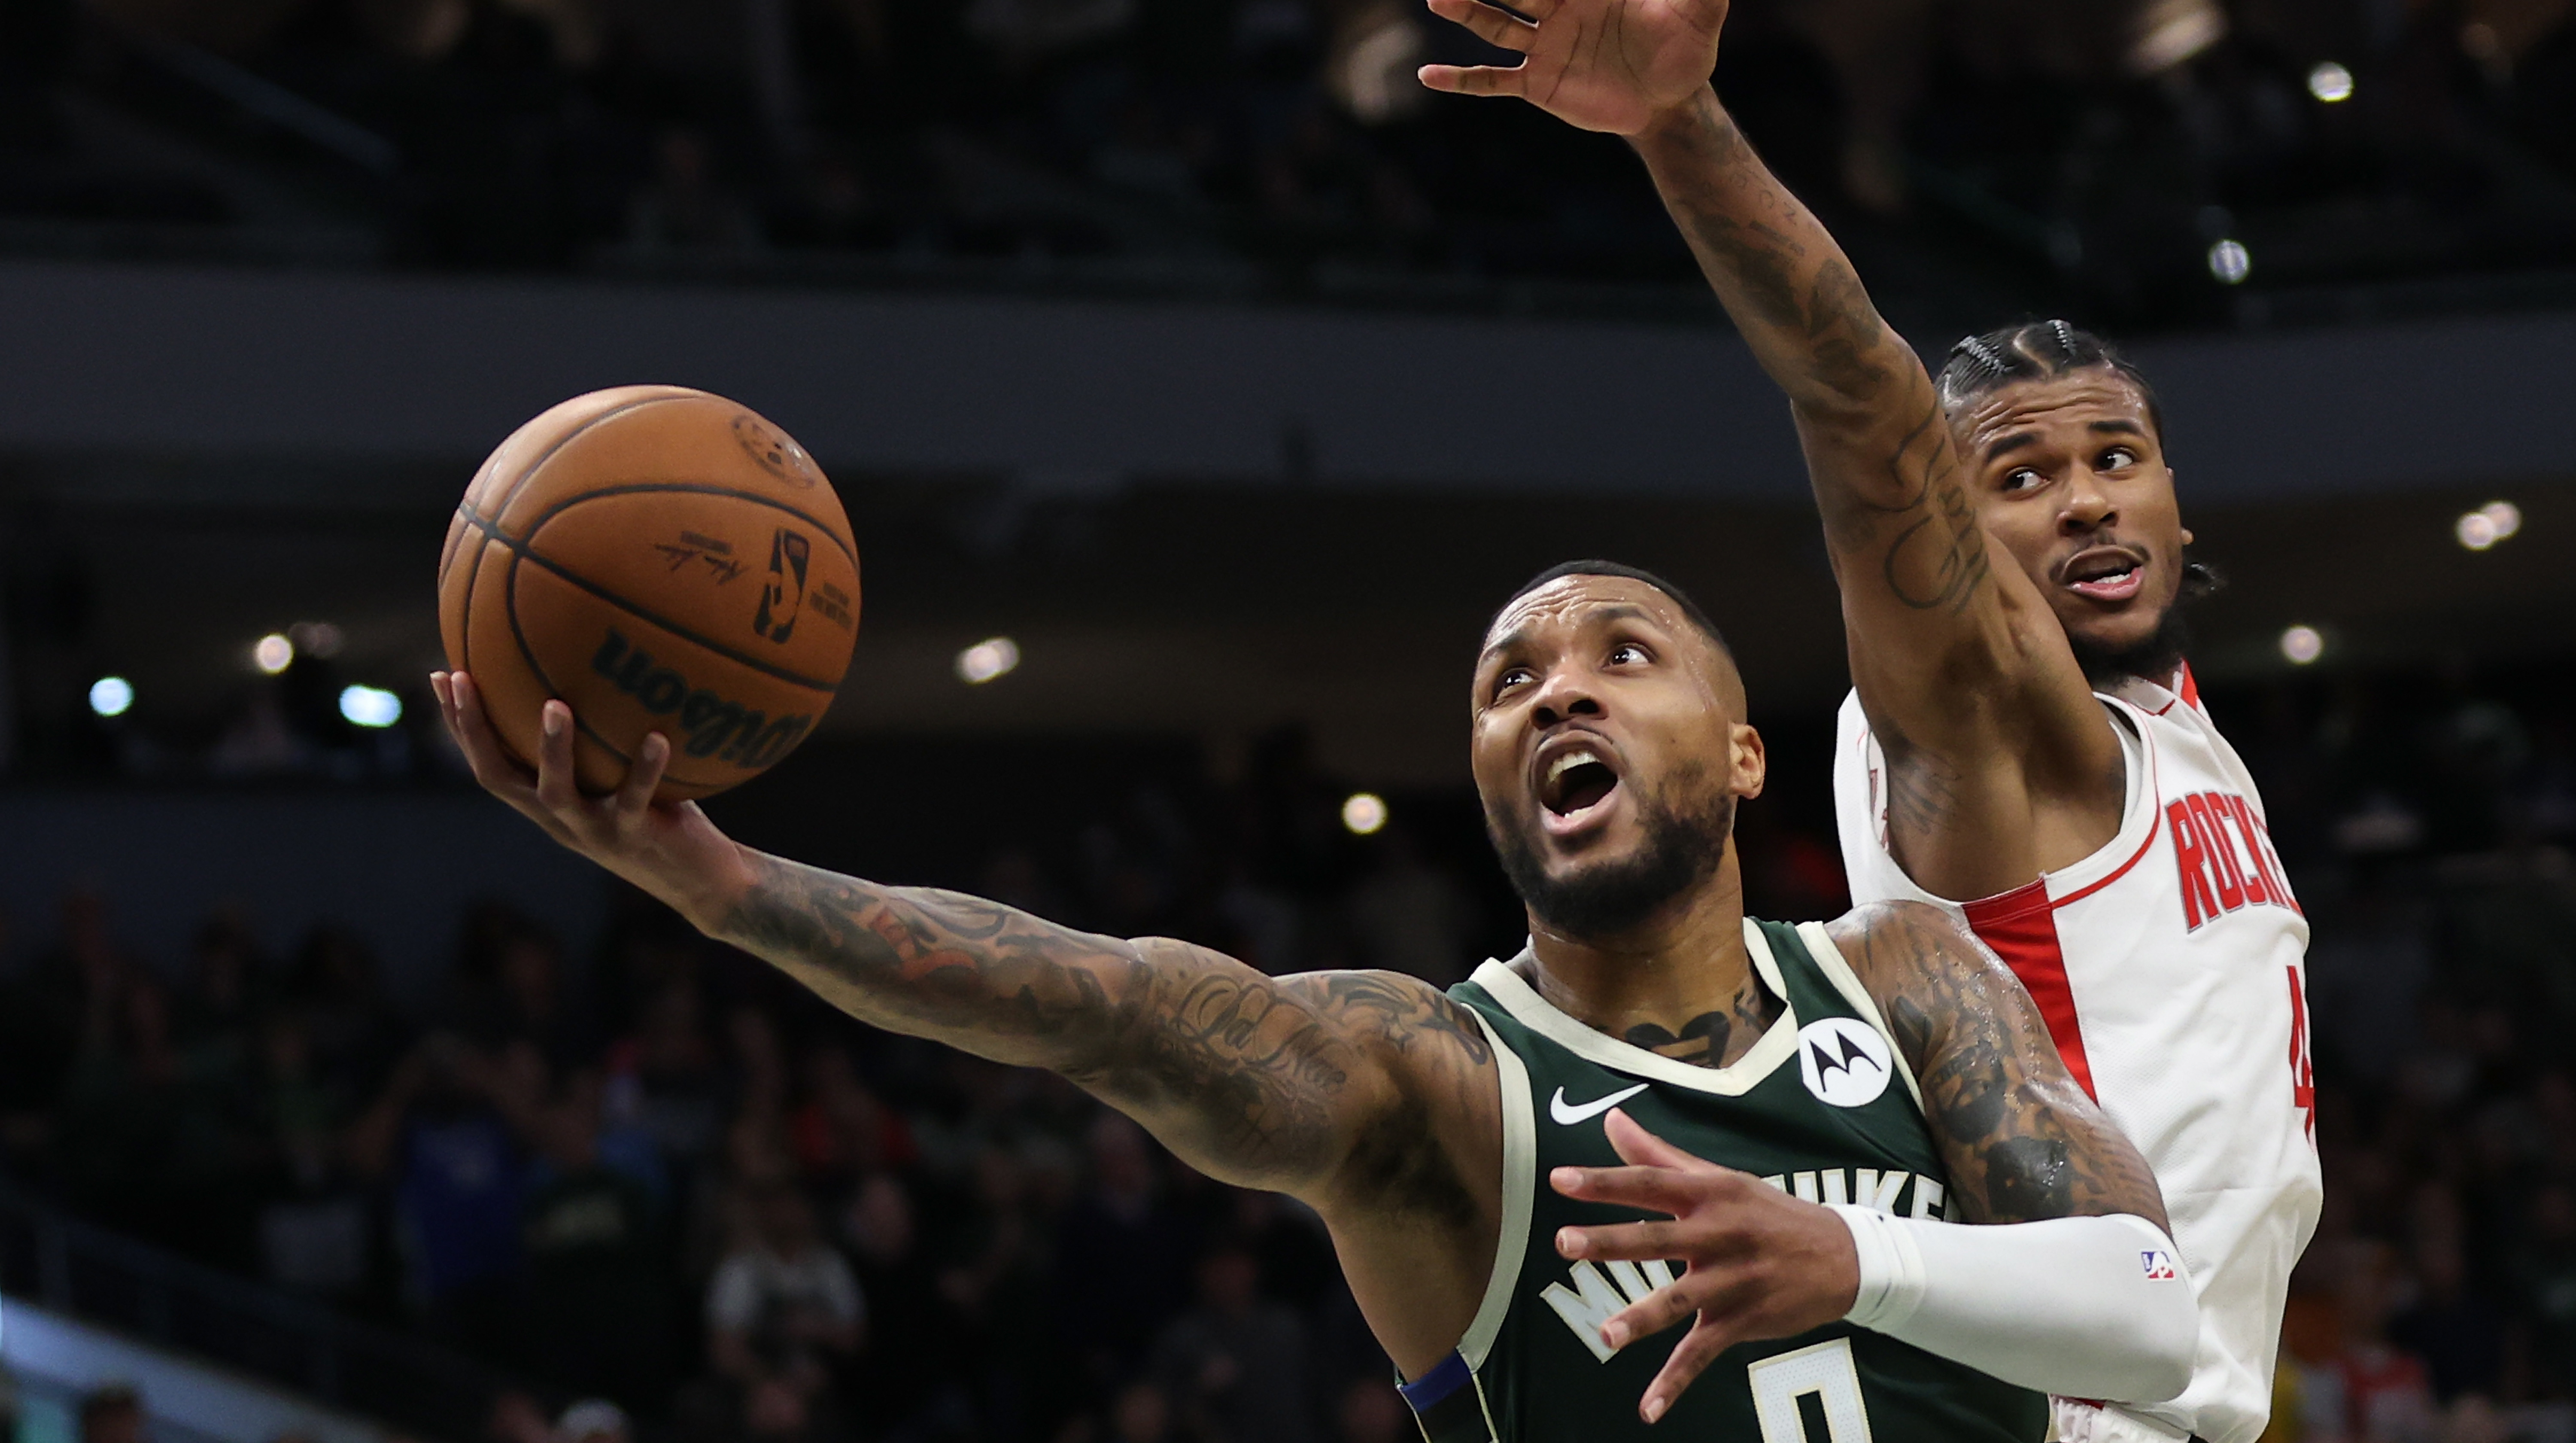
[2456,511,2500,550]
[253,633,294,675]
[955,637,1022,685]
[339,685,403,728]
[2208,239,2252,285]
[89,677,134,718]
[2280,625,2324,665]
[1341,793,1388,836]
[2481,500,2522,540]
[2307,61,2354,102]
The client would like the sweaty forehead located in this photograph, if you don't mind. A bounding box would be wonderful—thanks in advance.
[1960,374,2152,454]
[1482,575,1687,653]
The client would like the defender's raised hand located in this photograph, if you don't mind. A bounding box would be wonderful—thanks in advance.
[1417,0,1725,134]
[430,670,753,926]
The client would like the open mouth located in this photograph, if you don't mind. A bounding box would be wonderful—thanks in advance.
[1539,744,1623,833]
[2060,547,2147,603]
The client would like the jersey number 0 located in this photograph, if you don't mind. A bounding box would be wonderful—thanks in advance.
[1748,1338,1873,1443]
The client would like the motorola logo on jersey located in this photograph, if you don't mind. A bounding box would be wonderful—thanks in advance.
[1796,1018,1893,1108]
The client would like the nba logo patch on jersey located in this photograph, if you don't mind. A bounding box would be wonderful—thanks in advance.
[2142,1250,2178,1281]
[1796,1018,1893,1108]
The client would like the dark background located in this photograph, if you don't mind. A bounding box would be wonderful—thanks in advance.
[0,1,2573,1442]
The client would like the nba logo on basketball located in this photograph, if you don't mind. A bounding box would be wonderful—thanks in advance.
[756,529,812,644]
[2142,1251,2178,1281]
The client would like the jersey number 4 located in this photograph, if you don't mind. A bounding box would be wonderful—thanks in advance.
[2288,967,2316,1142]
[1748,1338,1871,1443]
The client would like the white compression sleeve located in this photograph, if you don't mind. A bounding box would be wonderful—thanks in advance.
[1828,1206,2198,1404]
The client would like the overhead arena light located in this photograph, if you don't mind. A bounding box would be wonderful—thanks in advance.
[2279,625,2324,665]
[1342,792,1389,836]
[956,637,1022,685]
[2207,240,2251,285]
[339,685,403,728]
[89,677,134,718]
[253,633,295,675]
[2307,62,2354,102]
[2455,500,2522,551]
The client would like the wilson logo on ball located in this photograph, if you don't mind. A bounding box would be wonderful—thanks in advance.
[754,529,811,644]
[591,629,815,767]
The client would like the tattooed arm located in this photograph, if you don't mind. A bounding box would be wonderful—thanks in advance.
[1624,94,2111,804]
[1420,0,2119,889]
[1830,901,2164,1227]
[426,673,1501,1221]
[1543,901,2186,1419]
[720,854,1500,1197]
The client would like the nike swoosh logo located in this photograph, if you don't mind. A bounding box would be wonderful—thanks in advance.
[1549,1082,1649,1126]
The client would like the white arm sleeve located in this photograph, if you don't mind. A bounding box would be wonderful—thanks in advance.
[1828,1206,2197,1404]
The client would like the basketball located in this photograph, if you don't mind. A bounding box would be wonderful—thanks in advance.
[437,385,860,802]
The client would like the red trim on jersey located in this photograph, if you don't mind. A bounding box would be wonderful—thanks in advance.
[2176,662,2202,713]
[1961,883,2099,1100]
[2049,806,2166,911]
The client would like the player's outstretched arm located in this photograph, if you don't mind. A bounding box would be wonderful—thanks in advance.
[1420,0,2115,836]
[1545,901,2189,1419]
[428,672,1498,1209]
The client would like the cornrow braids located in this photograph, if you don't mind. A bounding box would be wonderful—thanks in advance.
[1934,319,2166,446]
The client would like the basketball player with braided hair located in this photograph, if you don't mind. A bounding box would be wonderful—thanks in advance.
[1418,6,2320,1443]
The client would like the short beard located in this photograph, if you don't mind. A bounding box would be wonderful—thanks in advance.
[1488,782,1736,941]
[2067,557,2221,688]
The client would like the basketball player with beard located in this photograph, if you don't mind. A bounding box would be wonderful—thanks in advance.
[430,557,2193,1442]
[1417,4,2323,1441]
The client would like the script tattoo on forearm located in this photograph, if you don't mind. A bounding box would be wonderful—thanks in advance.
[717,854,1489,1198]
[1840,904,2166,1228]
[1636,94,1991,622]
[1644,99,1894,407]
[1867,397,1991,615]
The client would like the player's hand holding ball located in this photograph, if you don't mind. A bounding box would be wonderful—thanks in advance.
[431,672,755,929]
[1550,1108,1861,1424]
[432,386,861,924]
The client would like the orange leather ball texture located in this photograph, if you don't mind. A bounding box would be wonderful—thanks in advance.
[437,386,860,801]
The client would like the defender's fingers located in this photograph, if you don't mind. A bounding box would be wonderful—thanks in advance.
[1418,63,1528,96]
[533,700,580,810]
[615,732,671,817]
[1556,1217,1696,1263]
[1424,0,1537,50]
[1552,1163,1706,1216]
[1638,1316,1743,1424]
[1605,1109,1710,1172]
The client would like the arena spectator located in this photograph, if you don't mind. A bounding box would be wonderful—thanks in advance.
[705,1179,865,1440]
[1054,1114,1195,1394]
[1149,1238,1317,1443]
[517,1072,675,1407]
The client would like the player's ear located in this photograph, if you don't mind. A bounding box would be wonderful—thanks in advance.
[1728,722,1766,801]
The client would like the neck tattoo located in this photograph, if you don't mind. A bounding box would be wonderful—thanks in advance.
[1622,981,1780,1069]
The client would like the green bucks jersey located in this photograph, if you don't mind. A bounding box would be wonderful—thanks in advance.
[1399,918,2047,1443]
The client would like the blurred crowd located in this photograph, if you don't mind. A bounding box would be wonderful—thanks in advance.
[0,657,2570,1443]
[1,0,2572,314]
[0,722,1532,1443]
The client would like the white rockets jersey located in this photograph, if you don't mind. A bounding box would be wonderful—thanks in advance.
[1832,666,2321,1443]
